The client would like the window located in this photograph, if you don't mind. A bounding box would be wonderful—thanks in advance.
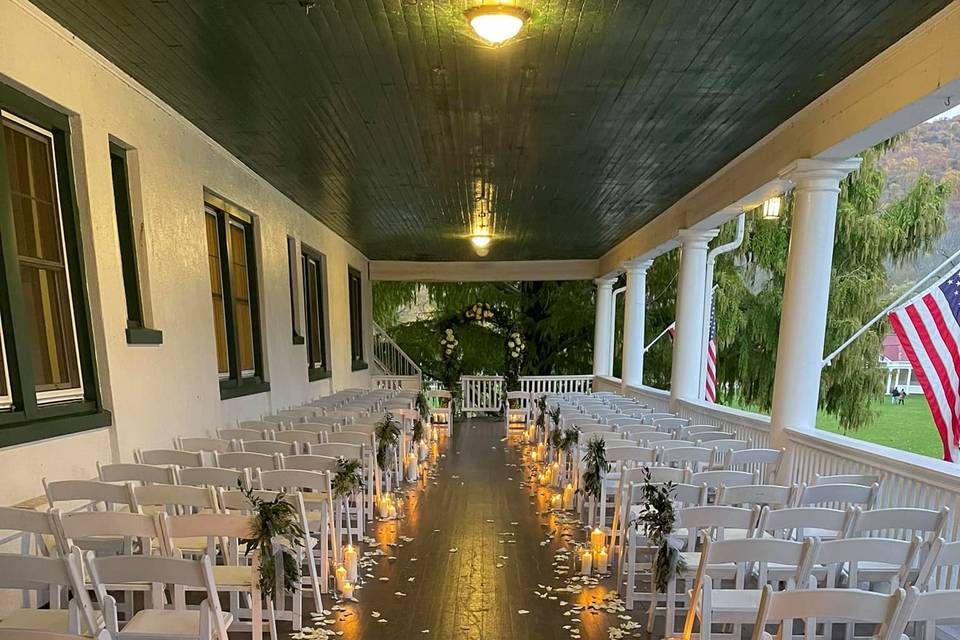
[302,248,329,381]
[109,143,161,344]
[0,83,109,447]
[203,200,267,399]
[347,266,366,370]
[287,236,303,345]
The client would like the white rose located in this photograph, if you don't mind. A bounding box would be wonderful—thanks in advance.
[451,340,458,346]
[484,311,493,318]
[512,351,519,357]
[445,348,452,355]
[508,341,515,348]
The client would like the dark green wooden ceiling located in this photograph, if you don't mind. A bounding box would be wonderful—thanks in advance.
[31,0,950,261]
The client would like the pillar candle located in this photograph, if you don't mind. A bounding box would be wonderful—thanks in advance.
[342,581,354,601]
[388,503,398,520]
[550,494,562,511]
[597,546,608,573]
[591,527,605,553]
[343,544,358,583]
[562,483,574,510]
[406,453,419,482]
[536,442,545,461]
[551,462,561,488]
[378,495,390,519]
[335,564,347,592]
[419,441,429,462]
[580,550,593,576]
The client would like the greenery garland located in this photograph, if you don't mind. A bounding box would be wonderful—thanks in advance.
[550,426,579,453]
[331,457,365,499]
[374,412,401,471]
[579,436,610,500]
[547,404,561,428]
[412,418,425,444]
[239,486,305,600]
[636,467,687,592]
[534,395,547,430]
[416,391,430,422]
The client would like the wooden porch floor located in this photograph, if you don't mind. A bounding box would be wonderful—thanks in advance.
[261,416,639,640]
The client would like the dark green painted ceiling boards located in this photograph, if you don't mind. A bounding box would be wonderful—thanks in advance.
[31,0,950,261]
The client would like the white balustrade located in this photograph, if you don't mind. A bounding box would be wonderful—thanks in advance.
[460,376,505,413]
[372,375,422,391]
[519,375,593,396]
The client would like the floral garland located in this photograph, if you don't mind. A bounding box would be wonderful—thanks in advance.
[504,329,526,391]
[239,486,305,600]
[331,457,365,498]
[465,302,495,322]
[438,327,461,397]
[440,327,460,358]
[579,436,610,501]
[374,412,401,471]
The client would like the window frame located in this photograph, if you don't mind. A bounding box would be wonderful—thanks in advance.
[109,141,161,345]
[202,198,268,400]
[0,82,110,447]
[301,245,330,382]
[347,266,367,371]
[287,236,304,345]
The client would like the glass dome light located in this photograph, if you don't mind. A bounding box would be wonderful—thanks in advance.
[465,5,529,45]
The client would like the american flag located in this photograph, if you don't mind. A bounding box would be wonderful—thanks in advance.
[705,299,717,403]
[888,267,960,462]
[667,322,676,339]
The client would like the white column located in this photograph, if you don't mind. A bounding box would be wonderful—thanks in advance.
[769,158,862,448]
[621,259,653,390]
[592,277,617,377]
[671,230,719,405]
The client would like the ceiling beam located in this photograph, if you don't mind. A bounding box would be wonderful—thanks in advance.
[598,0,960,274]
[369,260,600,282]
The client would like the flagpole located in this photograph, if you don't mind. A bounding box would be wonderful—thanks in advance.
[644,324,673,353]
[822,246,960,368]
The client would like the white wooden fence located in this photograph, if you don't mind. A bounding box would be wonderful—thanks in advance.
[371,375,422,391]
[459,375,594,413]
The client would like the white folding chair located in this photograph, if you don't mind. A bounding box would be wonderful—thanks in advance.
[894,585,960,640]
[425,390,453,436]
[816,473,880,486]
[683,536,818,640]
[213,451,278,473]
[690,470,757,490]
[158,512,265,640]
[798,482,879,510]
[86,552,230,640]
[723,447,784,483]
[915,537,960,592]
[659,446,716,473]
[716,484,796,509]
[175,437,233,454]
[755,506,856,541]
[176,466,248,490]
[751,585,905,640]
[217,428,264,442]
[0,551,102,638]
[44,479,135,514]
[239,440,296,456]
[268,429,321,453]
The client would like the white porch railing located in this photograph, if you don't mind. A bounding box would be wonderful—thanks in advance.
[459,375,595,412]
[373,322,422,378]
[371,374,422,391]
[460,375,505,412]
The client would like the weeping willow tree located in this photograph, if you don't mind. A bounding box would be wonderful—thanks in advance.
[643,140,952,430]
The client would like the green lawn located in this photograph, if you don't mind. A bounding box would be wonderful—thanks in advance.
[814,398,943,460]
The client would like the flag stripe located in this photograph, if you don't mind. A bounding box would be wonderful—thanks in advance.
[889,309,955,462]
[923,291,960,441]
[906,303,960,431]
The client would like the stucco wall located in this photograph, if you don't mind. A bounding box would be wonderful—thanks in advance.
[0,0,373,505]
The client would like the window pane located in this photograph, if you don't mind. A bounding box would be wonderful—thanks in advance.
[110,148,142,326]
[229,223,255,374]
[4,119,81,395]
[348,271,363,361]
[305,257,321,367]
[205,212,228,375]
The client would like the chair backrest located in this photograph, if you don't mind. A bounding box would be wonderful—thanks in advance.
[135,448,204,468]
[308,442,365,460]
[241,440,296,456]
[678,505,759,548]
[158,512,253,557]
[849,506,948,542]
[85,552,228,639]
[260,415,288,425]
[608,417,647,428]
[615,424,659,436]
[238,420,276,431]
[751,585,905,640]
[655,439,697,451]
[97,462,175,485]
[604,446,657,465]
[700,536,815,584]
[281,454,340,474]
[816,473,880,487]
[680,424,722,438]
[757,506,855,540]
[716,484,794,509]
[176,466,247,489]
[44,478,134,511]
[723,447,784,481]
[175,436,232,453]
[697,438,750,454]
[637,432,674,446]
[0,630,90,640]
[258,468,331,493]
[689,469,757,488]
[218,427,264,441]
[691,431,736,443]
[798,482,879,509]
[326,432,373,447]
[55,509,161,555]
[814,536,920,588]
[213,450,279,471]
[270,429,321,446]
[577,423,614,434]
[623,480,706,508]
[0,506,57,547]
[659,446,716,467]
[131,483,219,514]
[650,416,689,429]
[299,422,337,435]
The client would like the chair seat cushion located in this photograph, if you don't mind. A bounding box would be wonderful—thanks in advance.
[122,609,233,636]
[705,588,763,614]
[0,608,69,631]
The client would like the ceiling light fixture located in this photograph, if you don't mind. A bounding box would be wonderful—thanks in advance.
[470,234,492,249]
[761,196,782,220]
[465,5,529,45]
